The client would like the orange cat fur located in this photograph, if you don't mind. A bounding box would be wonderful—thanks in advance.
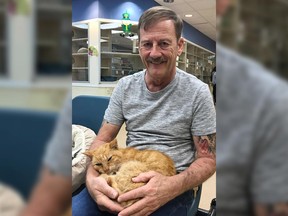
[84,139,176,207]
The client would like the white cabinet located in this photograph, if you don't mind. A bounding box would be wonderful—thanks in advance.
[72,19,143,85]
[72,23,89,82]
[100,22,143,82]
[179,41,215,84]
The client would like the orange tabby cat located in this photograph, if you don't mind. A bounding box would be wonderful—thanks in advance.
[84,139,176,207]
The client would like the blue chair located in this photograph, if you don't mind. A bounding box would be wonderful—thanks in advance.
[72,95,110,134]
[72,95,110,195]
[0,108,57,199]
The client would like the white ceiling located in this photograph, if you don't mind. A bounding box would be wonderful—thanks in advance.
[154,0,216,41]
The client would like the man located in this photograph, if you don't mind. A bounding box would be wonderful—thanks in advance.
[72,6,216,216]
[217,0,288,215]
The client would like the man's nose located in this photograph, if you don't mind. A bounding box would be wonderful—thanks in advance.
[149,44,162,57]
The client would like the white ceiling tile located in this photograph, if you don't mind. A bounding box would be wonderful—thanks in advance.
[186,17,208,25]
[154,0,216,42]
[188,0,216,10]
[198,7,215,15]
[170,3,195,12]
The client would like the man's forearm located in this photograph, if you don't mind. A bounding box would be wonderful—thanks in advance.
[167,133,216,197]
[89,121,121,150]
[90,138,106,150]
[168,133,217,196]
[170,157,216,197]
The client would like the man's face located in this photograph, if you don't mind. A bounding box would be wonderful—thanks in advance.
[139,20,184,82]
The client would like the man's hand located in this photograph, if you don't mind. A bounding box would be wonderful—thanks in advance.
[86,166,124,214]
[117,171,177,216]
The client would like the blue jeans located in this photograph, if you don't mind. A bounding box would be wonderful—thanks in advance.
[72,187,195,216]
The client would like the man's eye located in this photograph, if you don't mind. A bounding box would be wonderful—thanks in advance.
[159,41,170,49]
[108,156,112,161]
[142,43,152,49]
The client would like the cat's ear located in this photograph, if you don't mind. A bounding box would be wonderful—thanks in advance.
[83,150,93,158]
[109,139,118,150]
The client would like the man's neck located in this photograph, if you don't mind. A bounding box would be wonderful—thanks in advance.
[144,70,176,92]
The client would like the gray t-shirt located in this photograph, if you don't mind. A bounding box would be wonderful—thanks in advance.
[217,45,288,215]
[104,69,216,172]
[43,92,72,177]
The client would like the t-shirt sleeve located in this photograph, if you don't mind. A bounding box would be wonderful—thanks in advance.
[251,86,288,203]
[191,84,216,136]
[43,92,72,177]
[104,79,125,126]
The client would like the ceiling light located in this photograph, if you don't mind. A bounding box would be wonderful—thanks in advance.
[185,14,193,17]
[163,0,174,3]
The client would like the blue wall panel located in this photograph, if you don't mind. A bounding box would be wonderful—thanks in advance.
[182,22,216,53]
[98,0,158,21]
[72,0,99,21]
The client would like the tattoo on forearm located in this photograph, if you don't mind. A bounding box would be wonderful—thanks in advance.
[207,134,216,153]
[199,133,216,155]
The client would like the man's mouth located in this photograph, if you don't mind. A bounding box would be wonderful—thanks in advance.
[147,58,166,65]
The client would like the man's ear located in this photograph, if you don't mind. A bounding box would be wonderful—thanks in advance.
[177,37,185,55]
[109,139,118,150]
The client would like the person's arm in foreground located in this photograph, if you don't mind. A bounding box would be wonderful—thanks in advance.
[117,133,216,216]
[21,92,72,216]
[20,167,71,216]
[85,121,124,214]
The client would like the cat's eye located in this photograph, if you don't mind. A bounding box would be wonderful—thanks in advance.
[108,156,112,161]
[95,163,102,166]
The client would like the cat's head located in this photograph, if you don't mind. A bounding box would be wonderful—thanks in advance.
[83,139,123,175]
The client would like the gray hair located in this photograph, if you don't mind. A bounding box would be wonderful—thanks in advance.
[138,6,183,41]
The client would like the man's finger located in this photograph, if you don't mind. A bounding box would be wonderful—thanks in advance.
[132,171,157,183]
[95,177,118,199]
[98,195,124,213]
[118,197,149,216]
[117,186,145,203]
